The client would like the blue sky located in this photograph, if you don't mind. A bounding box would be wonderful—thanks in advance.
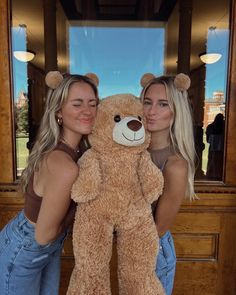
[12,24,229,102]
[12,27,28,99]
[205,29,229,100]
[69,25,165,98]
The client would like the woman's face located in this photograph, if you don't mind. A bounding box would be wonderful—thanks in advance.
[142,83,174,133]
[59,81,97,136]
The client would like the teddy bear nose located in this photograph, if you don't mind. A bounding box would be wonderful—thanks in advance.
[127,120,142,131]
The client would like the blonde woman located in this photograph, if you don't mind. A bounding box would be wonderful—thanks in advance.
[140,73,195,295]
[0,72,99,295]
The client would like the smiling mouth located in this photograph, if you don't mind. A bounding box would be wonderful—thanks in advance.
[80,119,93,124]
[122,133,144,142]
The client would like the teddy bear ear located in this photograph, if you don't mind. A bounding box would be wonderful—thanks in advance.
[140,73,155,88]
[45,71,64,89]
[174,73,191,91]
[85,73,99,86]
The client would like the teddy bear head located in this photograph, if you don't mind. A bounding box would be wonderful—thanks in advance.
[88,93,150,154]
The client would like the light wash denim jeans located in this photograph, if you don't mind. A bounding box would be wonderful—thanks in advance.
[156,231,176,295]
[0,210,67,295]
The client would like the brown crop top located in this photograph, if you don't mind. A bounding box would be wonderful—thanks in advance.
[24,141,81,223]
[149,145,175,219]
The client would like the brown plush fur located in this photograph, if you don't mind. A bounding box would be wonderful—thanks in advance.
[67,94,165,295]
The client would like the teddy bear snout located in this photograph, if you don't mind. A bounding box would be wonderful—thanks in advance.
[127,120,142,132]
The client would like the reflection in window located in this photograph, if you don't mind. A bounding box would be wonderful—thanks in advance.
[10,0,231,182]
[202,28,229,179]
[69,22,165,98]
[12,26,29,176]
[190,0,230,181]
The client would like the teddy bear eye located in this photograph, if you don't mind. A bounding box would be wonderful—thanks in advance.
[114,115,121,122]
[138,116,142,121]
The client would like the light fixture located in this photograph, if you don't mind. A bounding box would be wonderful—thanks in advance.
[199,52,222,64]
[13,24,36,62]
[13,50,36,62]
[199,26,222,64]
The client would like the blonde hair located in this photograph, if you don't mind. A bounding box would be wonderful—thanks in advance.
[20,74,98,192]
[140,75,196,200]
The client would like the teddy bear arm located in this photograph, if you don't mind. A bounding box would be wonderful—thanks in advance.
[138,152,164,204]
[71,151,101,203]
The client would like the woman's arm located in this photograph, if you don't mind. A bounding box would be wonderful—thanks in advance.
[35,150,79,245]
[155,156,188,237]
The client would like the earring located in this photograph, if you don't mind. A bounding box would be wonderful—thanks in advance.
[57,117,63,126]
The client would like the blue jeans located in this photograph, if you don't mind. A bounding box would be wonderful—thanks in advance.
[156,231,176,295]
[0,210,67,295]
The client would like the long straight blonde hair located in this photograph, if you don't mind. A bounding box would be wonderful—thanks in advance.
[20,74,98,192]
[140,75,196,200]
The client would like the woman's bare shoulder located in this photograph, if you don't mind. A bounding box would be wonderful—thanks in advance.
[43,150,79,182]
[165,154,188,175]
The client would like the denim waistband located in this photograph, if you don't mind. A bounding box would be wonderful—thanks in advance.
[11,210,36,240]
[160,231,172,242]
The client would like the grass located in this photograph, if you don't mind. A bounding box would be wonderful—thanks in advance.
[16,136,29,173]
[15,133,210,177]
[201,131,209,174]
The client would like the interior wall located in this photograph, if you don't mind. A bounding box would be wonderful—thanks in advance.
[0,1,236,294]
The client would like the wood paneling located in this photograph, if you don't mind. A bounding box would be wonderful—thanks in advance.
[0,0,236,295]
[172,212,221,233]
[1,193,236,294]
[174,262,218,295]
[174,233,218,260]
[225,0,236,184]
[0,0,15,183]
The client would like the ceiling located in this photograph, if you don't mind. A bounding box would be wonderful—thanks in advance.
[59,0,177,21]
[11,0,230,73]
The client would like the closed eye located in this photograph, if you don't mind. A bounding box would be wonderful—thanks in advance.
[159,102,169,107]
[143,99,152,105]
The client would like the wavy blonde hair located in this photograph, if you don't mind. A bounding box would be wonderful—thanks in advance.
[20,74,98,192]
[140,75,196,200]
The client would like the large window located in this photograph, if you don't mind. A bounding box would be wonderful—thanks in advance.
[11,0,230,182]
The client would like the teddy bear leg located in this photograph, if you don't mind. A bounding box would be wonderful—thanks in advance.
[67,212,114,295]
[117,215,165,295]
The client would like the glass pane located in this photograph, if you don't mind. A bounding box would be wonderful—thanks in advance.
[190,0,230,181]
[11,0,45,177]
[11,25,29,176]
[11,0,231,182]
[69,21,165,97]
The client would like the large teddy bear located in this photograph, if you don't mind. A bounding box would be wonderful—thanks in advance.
[67,94,165,295]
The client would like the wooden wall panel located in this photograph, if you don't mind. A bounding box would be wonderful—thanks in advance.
[225,0,236,184]
[216,213,236,294]
[174,233,218,260]
[0,0,15,183]
[174,262,218,295]
[1,193,236,295]
[172,212,221,233]
[60,259,74,295]
[0,1,236,295]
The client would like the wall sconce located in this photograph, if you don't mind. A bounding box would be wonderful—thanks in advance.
[199,52,222,64]
[199,26,222,64]
[13,24,36,62]
[13,50,36,62]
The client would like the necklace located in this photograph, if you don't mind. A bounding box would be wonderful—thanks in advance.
[60,137,80,153]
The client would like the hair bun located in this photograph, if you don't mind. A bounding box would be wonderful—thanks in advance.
[140,73,155,87]
[45,71,63,89]
[85,73,99,86]
[174,73,191,91]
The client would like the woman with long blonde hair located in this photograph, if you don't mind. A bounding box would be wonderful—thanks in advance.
[140,73,196,295]
[0,71,99,295]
